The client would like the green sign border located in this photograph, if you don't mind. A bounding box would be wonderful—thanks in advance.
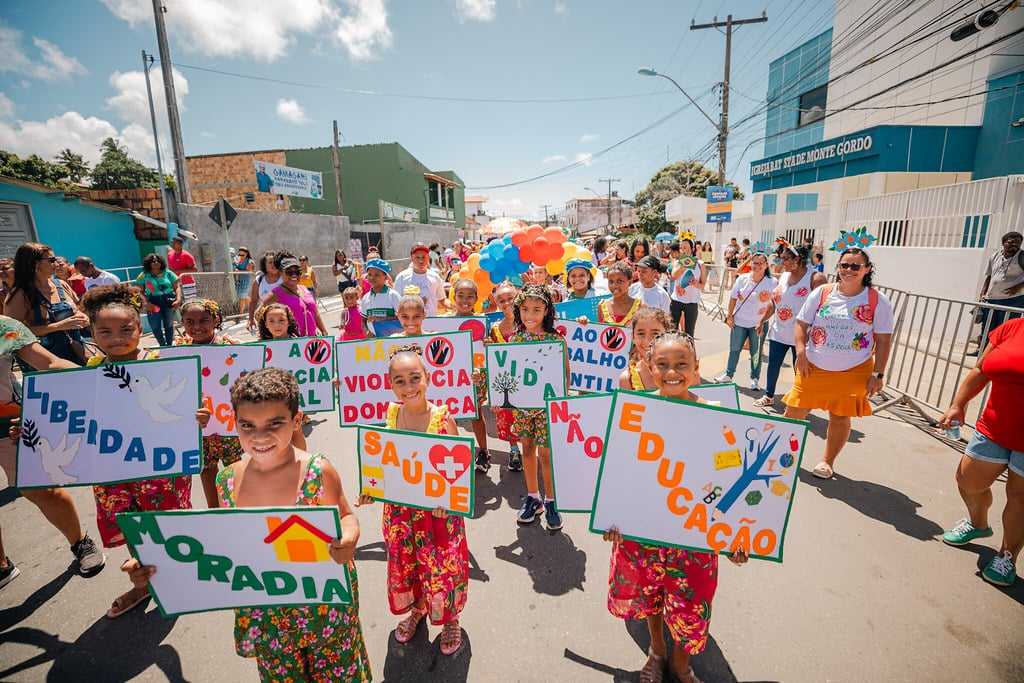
[545,392,614,514]
[558,320,632,394]
[251,336,337,414]
[484,340,568,410]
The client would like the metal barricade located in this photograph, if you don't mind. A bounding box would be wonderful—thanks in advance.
[699,265,735,322]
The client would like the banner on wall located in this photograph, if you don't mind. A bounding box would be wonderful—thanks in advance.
[485,341,566,410]
[159,345,266,437]
[589,390,808,562]
[118,506,351,616]
[336,332,477,427]
[546,384,739,513]
[259,337,335,413]
[424,316,487,369]
[15,358,202,488]
[553,319,632,393]
[554,295,611,321]
[357,427,475,516]
[254,160,324,200]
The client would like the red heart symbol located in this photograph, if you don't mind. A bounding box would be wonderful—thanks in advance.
[428,444,472,485]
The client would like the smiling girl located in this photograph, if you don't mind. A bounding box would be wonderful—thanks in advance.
[489,281,523,470]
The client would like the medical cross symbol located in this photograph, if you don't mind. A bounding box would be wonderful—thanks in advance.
[436,456,465,480]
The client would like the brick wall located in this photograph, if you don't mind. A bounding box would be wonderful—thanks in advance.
[84,187,166,220]
[186,150,290,212]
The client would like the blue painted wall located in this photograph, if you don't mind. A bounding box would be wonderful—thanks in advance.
[973,70,1024,180]
[764,29,832,158]
[0,181,141,272]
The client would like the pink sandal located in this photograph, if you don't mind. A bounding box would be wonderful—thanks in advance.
[394,608,426,643]
[439,620,462,655]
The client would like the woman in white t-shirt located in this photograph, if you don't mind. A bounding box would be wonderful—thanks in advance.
[753,242,827,409]
[716,253,777,389]
[669,239,706,337]
[783,248,895,479]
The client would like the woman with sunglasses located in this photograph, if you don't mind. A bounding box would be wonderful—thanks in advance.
[297,255,319,299]
[258,251,328,337]
[783,247,895,479]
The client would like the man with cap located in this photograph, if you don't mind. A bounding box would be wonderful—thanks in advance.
[393,242,446,315]
[628,254,671,314]
[167,235,197,285]
[360,258,402,336]
[73,256,121,291]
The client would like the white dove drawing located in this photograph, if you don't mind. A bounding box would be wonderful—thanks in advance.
[132,375,188,423]
[36,435,81,485]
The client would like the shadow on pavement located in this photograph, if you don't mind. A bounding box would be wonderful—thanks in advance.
[797,469,943,541]
[381,622,471,682]
[963,544,1024,606]
[0,605,187,682]
[353,540,490,583]
[0,566,75,632]
[471,459,525,520]
[493,526,586,595]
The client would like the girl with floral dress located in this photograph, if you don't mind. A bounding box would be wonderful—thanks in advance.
[489,282,522,471]
[358,345,470,656]
[604,332,748,683]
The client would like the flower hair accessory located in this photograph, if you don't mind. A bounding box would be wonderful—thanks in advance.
[830,226,877,252]
[677,228,696,242]
[751,240,772,255]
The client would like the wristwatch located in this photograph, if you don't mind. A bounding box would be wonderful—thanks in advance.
[872,372,885,380]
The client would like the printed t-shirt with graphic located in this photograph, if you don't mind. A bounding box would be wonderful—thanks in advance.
[729,273,777,329]
[768,269,813,346]
[84,270,121,290]
[136,269,179,300]
[670,260,704,305]
[628,282,671,314]
[976,317,1024,452]
[0,316,37,416]
[796,285,895,371]
[359,286,402,336]
[392,268,445,315]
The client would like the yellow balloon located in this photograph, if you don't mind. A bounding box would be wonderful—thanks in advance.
[546,259,565,276]
[562,243,578,259]
[576,248,592,262]
[468,253,481,269]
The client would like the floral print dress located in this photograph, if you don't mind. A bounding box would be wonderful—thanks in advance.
[173,336,243,468]
[217,455,371,682]
[508,330,564,443]
[489,323,517,443]
[383,402,469,625]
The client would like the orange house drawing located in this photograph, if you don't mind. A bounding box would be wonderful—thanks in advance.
[263,514,332,563]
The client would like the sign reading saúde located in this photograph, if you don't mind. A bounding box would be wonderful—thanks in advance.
[16,358,203,488]
[357,427,475,517]
[589,390,808,562]
[424,316,487,369]
[260,337,335,413]
[554,319,632,393]
[546,384,739,514]
[706,185,733,223]
[485,341,566,410]
[254,160,324,200]
[159,345,266,437]
[336,332,477,427]
[117,506,351,616]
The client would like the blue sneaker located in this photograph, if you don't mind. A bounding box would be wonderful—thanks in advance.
[942,519,994,546]
[507,444,523,472]
[982,550,1017,587]
[517,495,542,525]
[544,501,563,531]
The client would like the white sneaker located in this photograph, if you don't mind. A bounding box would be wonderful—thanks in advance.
[713,372,733,383]
[750,378,760,390]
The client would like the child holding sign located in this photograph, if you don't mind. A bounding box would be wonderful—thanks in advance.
[619,306,672,391]
[254,303,309,451]
[604,331,747,683]
[489,282,522,471]
[359,345,469,656]
[395,295,427,337]
[511,285,568,531]
[566,259,597,300]
[446,279,491,472]
[78,285,210,618]
[597,262,641,325]
[176,299,242,508]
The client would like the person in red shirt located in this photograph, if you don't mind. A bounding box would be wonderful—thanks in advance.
[939,316,1024,587]
[166,235,197,285]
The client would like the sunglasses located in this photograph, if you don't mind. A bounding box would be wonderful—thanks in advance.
[838,263,864,271]
[39,256,58,264]
[284,268,302,276]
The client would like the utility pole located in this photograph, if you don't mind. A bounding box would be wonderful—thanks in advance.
[540,204,552,227]
[599,178,620,230]
[690,11,767,185]
[151,0,192,206]
[332,120,344,216]
[141,50,173,224]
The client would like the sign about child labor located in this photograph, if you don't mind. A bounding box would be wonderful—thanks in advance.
[590,390,809,562]
[553,320,632,393]
[485,341,566,410]
[15,357,202,489]
[117,506,351,616]
[424,316,487,369]
[336,332,477,427]
[260,337,335,413]
[357,427,475,517]
[554,295,611,321]
[159,345,266,437]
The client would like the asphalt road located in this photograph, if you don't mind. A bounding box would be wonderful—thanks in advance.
[1,299,1021,682]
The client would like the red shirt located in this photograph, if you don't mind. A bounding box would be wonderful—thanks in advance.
[167,248,196,285]
[977,318,1024,452]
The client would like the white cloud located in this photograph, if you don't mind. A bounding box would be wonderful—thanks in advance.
[490,197,523,208]
[334,0,393,61]
[0,23,87,81]
[106,68,188,129]
[542,154,567,164]
[554,1,567,14]
[276,98,311,124]
[102,0,332,62]
[579,133,598,143]
[200,130,216,138]
[0,93,13,119]
[456,0,496,21]
[0,112,120,165]
[574,152,593,166]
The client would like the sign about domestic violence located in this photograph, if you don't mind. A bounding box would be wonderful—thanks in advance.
[485,341,566,410]
[15,357,202,488]
[260,337,335,413]
[336,332,477,427]
[554,320,632,393]
[357,427,475,517]
[589,391,809,562]
[118,506,351,616]
[424,316,487,369]
[159,345,266,437]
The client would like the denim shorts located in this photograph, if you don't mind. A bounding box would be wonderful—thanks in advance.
[965,431,1024,477]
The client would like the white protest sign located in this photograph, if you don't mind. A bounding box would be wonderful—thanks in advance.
[336,332,477,426]
[485,341,566,410]
[16,357,202,488]
[590,390,808,562]
[118,507,351,616]
[547,393,613,512]
[424,316,487,369]
[260,337,335,413]
[554,320,632,393]
[159,345,266,437]
[357,427,475,516]
[692,382,740,410]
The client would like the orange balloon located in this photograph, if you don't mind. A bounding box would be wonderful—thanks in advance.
[511,230,531,247]
[473,268,490,286]
[467,252,481,269]
[526,224,544,241]
[543,226,566,244]
[518,243,536,263]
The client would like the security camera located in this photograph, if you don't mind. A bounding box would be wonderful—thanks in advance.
[951,8,1001,41]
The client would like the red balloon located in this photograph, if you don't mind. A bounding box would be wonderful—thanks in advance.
[511,230,531,247]
[530,236,550,265]
[543,227,566,244]
[526,225,544,241]
[518,243,536,263]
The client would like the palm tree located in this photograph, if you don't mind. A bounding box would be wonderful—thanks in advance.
[55,148,90,184]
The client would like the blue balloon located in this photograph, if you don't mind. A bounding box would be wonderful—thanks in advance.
[488,268,505,284]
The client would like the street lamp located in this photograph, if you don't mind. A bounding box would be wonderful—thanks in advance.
[637,67,721,132]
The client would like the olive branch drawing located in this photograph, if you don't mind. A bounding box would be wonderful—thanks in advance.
[102,363,133,391]
[21,419,39,451]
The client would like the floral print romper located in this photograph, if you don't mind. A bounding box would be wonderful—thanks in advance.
[173,336,244,469]
[217,455,371,682]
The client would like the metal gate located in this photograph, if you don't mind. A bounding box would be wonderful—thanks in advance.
[0,202,36,257]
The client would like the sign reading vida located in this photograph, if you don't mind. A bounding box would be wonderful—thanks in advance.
[485,341,567,410]
[118,507,351,616]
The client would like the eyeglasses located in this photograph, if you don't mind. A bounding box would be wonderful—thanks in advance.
[838,263,864,271]
[40,256,58,264]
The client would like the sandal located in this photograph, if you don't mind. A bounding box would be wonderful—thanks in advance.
[394,608,426,643]
[812,461,834,479]
[674,666,703,683]
[106,587,149,619]
[752,395,774,409]
[640,648,665,683]
[439,620,462,655]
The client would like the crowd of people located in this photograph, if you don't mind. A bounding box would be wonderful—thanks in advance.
[0,227,1020,682]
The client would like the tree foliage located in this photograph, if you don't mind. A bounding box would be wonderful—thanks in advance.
[634,160,744,235]
[0,139,170,191]
[89,138,161,190]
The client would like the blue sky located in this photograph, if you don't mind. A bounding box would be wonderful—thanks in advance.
[0,0,832,220]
